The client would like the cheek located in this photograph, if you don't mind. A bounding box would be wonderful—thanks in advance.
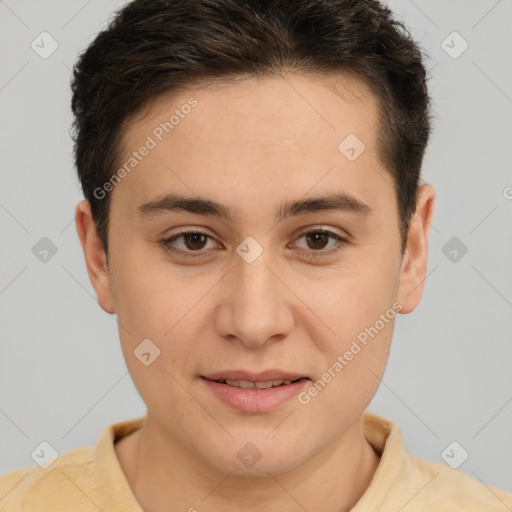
[110,243,190,332]
[108,249,199,372]
[298,249,399,403]
[304,255,400,341]
[110,259,202,419]
[301,295,396,418]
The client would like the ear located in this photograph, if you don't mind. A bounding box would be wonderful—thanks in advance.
[397,184,436,314]
[75,200,116,314]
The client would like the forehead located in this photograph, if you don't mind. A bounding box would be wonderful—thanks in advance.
[122,70,379,154]
[113,71,388,216]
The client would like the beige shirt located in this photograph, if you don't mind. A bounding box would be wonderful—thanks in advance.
[1,412,511,511]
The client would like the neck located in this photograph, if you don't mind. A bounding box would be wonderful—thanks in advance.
[115,413,380,512]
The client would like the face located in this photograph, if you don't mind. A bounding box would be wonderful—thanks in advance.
[77,71,434,476]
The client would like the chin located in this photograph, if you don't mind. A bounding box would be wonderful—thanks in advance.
[197,437,306,477]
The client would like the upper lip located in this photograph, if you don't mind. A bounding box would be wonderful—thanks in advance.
[202,370,308,382]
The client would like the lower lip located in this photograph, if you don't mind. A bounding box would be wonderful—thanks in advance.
[202,378,309,413]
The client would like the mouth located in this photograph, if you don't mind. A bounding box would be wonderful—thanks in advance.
[200,371,310,413]
[203,377,306,389]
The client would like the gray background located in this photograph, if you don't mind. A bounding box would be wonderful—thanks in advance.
[1,0,511,496]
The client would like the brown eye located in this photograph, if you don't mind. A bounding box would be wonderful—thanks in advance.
[292,229,349,258]
[305,231,331,250]
[182,232,209,250]
[161,230,218,256]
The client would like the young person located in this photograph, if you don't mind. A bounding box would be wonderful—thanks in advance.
[1,0,511,510]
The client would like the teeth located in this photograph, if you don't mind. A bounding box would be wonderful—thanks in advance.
[222,379,294,389]
[255,381,273,389]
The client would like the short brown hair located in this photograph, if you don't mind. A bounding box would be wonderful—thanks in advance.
[71,0,432,254]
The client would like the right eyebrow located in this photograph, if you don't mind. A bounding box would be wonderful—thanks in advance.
[137,193,235,221]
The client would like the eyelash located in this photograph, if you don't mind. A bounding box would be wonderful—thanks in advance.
[160,228,349,259]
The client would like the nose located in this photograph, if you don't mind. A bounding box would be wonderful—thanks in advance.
[214,252,295,348]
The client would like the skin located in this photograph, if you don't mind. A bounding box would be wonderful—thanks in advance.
[76,71,435,512]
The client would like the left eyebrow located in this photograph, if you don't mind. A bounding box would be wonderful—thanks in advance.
[276,192,372,221]
[136,191,372,222]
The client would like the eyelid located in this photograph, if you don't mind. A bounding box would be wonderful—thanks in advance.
[293,224,349,240]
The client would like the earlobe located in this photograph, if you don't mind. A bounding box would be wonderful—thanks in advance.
[75,200,116,314]
[397,184,436,314]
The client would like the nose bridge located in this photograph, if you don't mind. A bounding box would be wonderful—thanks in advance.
[217,249,294,347]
